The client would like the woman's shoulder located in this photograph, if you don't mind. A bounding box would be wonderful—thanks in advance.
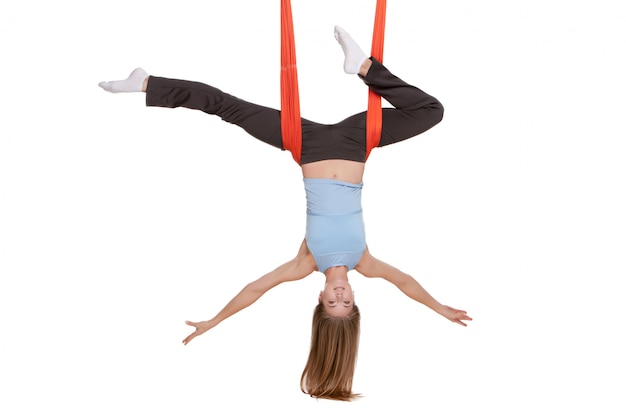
[354,246,378,278]
[298,239,319,271]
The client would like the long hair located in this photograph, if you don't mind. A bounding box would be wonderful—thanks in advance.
[300,302,361,401]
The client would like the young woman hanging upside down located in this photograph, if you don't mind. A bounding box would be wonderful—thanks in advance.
[99,26,472,401]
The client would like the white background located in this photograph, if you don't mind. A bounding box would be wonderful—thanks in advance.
[1,1,625,416]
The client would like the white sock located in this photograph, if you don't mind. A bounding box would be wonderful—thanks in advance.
[98,68,148,93]
[334,26,367,74]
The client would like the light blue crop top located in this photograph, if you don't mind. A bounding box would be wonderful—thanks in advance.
[304,178,366,273]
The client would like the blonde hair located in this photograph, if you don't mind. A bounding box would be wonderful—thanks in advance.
[300,303,361,401]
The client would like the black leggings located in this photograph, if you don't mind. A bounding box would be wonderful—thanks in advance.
[145,59,443,164]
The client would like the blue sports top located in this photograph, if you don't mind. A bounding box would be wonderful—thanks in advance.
[304,178,366,273]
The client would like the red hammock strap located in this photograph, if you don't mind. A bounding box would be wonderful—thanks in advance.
[280,0,302,164]
[366,0,387,160]
[281,0,387,163]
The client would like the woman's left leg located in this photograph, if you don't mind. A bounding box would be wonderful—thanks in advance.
[100,69,286,151]
[145,76,285,150]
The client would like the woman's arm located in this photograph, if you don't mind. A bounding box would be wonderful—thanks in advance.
[355,248,472,326]
[183,240,316,344]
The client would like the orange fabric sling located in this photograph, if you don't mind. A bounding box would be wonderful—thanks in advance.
[280,0,302,164]
[366,0,387,160]
[280,0,387,164]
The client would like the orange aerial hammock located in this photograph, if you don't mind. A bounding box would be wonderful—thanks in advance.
[280,0,387,164]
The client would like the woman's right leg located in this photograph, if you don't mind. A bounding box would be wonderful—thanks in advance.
[145,76,284,150]
[360,59,444,147]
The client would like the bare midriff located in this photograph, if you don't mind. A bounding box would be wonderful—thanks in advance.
[301,159,365,184]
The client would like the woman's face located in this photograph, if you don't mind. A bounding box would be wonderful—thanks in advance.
[319,280,355,317]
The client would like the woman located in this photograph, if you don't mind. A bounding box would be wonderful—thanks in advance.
[99,26,472,401]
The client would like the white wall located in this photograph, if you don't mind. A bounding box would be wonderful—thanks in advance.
[1,1,624,416]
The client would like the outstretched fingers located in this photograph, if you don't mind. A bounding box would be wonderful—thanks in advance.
[442,306,472,327]
[182,321,203,345]
[453,310,473,326]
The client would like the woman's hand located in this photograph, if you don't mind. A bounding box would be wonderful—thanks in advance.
[182,320,215,345]
[439,305,472,327]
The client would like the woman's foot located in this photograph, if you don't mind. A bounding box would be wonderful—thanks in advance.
[334,26,368,75]
[98,68,148,93]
